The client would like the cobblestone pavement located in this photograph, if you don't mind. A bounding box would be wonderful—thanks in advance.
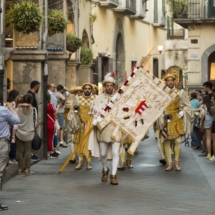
[1,130,215,215]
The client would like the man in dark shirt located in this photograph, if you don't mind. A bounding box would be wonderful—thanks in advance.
[27,80,40,112]
[203,81,213,99]
[27,81,40,161]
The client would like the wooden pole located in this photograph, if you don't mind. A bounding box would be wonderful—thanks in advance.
[58,125,94,174]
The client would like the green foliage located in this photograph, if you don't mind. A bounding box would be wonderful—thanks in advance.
[166,0,188,18]
[5,0,42,34]
[80,47,93,65]
[66,32,82,52]
[89,13,97,24]
[48,9,68,36]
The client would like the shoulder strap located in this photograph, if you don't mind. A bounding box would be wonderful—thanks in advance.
[47,114,55,123]
[33,108,36,131]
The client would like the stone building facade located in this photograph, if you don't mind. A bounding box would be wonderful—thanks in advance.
[172,0,215,90]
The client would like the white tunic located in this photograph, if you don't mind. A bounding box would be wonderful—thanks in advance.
[88,93,122,159]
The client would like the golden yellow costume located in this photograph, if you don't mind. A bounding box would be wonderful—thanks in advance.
[160,74,193,171]
[72,83,96,170]
[118,135,133,170]
[165,95,184,139]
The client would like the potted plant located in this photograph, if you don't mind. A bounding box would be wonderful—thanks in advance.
[5,0,42,34]
[66,32,82,52]
[48,9,68,36]
[89,13,97,25]
[80,47,93,65]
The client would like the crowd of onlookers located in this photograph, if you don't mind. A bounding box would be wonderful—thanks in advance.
[5,79,70,176]
[190,81,215,161]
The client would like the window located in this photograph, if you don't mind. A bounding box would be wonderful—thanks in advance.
[153,58,158,78]
[154,0,158,23]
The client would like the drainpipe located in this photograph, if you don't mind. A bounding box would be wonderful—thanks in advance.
[74,0,79,62]
[42,0,48,159]
[0,0,5,106]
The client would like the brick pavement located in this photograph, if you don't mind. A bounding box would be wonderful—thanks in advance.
[1,129,215,215]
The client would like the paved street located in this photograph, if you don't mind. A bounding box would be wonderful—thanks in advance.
[1,130,215,215]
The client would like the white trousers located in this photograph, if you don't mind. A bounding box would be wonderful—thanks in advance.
[99,141,120,175]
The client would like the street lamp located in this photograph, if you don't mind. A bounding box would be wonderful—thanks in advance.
[158,45,163,54]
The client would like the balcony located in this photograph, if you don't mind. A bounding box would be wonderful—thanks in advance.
[172,0,215,28]
[100,0,119,8]
[168,29,185,40]
[113,0,136,15]
[130,0,146,19]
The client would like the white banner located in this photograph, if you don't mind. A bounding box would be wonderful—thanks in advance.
[97,67,177,155]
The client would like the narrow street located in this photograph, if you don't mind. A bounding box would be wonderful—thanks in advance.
[1,130,215,215]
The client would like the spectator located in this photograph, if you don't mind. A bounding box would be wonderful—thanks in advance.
[55,85,67,148]
[47,92,60,158]
[27,81,40,161]
[200,95,213,159]
[27,80,40,112]
[203,81,213,98]
[198,93,204,103]
[48,83,57,109]
[15,94,37,176]
[190,92,201,149]
[0,102,20,210]
[7,90,20,164]
[195,90,203,102]
[210,94,215,161]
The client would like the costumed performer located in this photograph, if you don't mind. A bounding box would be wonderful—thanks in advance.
[72,84,96,170]
[160,74,193,171]
[88,73,122,185]
[67,86,83,163]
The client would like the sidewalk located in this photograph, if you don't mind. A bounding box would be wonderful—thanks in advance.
[2,158,40,185]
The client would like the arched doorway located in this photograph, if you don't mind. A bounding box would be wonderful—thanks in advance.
[208,51,215,82]
[116,33,125,87]
[113,18,125,87]
[202,44,215,83]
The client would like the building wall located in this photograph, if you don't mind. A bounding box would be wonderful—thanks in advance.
[187,24,215,88]
[91,6,166,81]
[79,1,92,48]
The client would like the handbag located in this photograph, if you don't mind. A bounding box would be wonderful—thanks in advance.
[47,114,60,130]
[32,108,42,150]
[67,108,80,134]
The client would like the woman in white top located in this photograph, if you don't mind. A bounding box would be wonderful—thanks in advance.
[15,94,37,175]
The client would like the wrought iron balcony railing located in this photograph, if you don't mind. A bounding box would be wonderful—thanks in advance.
[173,0,215,19]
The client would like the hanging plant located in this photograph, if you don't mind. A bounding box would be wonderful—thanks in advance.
[5,0,42,34]
[89,13,97,25]
[80,47,93,65]
[166,0,188,19]
[66,32,82,52]
[48,9,68,36]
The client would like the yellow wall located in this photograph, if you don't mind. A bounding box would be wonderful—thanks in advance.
[91,6,166,76]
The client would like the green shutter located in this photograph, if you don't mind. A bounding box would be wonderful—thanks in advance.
[154,0,158,23]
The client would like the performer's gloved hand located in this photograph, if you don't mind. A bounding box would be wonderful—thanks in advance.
[177,111,184,118]
[92,118,98,126]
